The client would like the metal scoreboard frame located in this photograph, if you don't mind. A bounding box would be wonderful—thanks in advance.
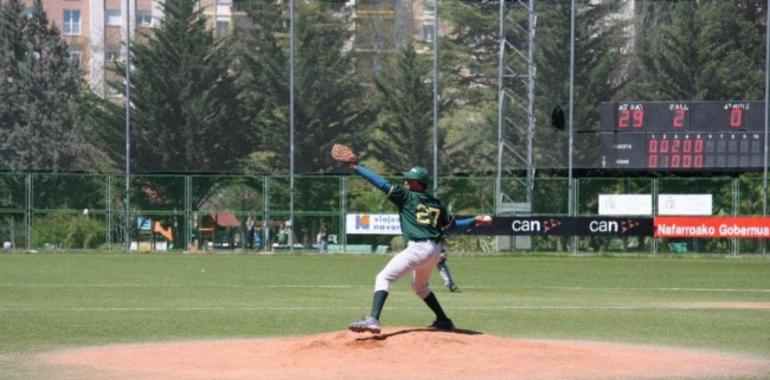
[596,101,766,171]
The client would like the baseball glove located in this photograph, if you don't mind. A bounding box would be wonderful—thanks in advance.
[331,144,357,164]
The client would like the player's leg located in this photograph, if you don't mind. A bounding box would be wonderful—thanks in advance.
[411,243,453,329]
[349,242,425,333]
[437,255,458,292]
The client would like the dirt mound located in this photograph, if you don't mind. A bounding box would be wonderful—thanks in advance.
[40,328,770,380]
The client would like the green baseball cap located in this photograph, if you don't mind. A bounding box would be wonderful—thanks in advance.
[403,166,430,185]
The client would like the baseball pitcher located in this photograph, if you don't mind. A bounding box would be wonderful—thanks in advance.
[331,144,491,334]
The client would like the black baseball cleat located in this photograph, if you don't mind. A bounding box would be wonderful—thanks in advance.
[429,318,454,330]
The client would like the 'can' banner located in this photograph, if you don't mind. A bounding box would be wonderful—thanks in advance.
[654,216,770,238]
[461,217,653,236]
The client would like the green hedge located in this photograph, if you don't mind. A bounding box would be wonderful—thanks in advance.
[31,212,106,249]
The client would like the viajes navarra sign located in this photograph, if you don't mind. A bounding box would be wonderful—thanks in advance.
[654,216,770,238]
[346,214,402,235]
[461,217,653,237]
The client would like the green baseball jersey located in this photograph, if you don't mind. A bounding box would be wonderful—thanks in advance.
[387,184,454,242]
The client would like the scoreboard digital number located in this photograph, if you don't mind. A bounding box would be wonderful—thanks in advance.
[598,101,766,171]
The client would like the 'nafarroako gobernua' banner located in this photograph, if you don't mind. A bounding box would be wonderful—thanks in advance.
[654,216,770,238]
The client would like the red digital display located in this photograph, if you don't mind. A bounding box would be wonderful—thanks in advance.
[730,108,743,128]
[618,109,644,128]
[647,136,703,169]
[673,108,686,128]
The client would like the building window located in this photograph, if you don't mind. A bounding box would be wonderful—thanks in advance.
[216,0,232,4]
[216,20,230,35]
[422,23,435,43]
[106,10,122,26]
[63,10,81,36]
[68,48,81,68]
[136,11,152,27]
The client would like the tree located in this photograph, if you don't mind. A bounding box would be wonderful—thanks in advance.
[535,1,628,170]
[631,1,766,101]
[0,0,25,171]
[236,1,373,174]
[0,0,89,171]
[108,0,247,173]
[370,42,436,172]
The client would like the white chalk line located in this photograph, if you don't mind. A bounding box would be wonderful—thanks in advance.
[1,284,770,293]
[0,284,366,289]
[533,286,770,293]
[0,304,768,312]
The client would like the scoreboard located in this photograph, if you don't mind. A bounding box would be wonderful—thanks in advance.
[597,101,767,171]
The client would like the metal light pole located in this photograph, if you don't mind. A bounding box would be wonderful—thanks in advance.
[763,0,769,253]
[289,0,295,251]
[432,0,439,194]
[124,0,131,251]
[567,0,577,253]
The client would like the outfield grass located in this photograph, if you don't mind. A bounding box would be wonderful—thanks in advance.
[0,252,769,358]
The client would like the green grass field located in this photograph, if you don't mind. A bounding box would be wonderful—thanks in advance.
[1,252,769,362]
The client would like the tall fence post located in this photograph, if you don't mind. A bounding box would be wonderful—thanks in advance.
[25,172,32,251]
[652,178,658,255]
[185,175,192,251]
[732,178,739,256]
[341,175,347,252]
[571,177,578,254]
[107,174,112,250]
[263,176,270,253]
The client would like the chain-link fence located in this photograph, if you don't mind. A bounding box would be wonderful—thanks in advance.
[1,172,768,255]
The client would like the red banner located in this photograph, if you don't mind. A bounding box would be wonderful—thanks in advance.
[655,217,770,238]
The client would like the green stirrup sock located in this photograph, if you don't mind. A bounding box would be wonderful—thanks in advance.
[422,292,448,321]
[371,290,388,320]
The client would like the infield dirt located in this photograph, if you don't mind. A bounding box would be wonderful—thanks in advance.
[36,327,770,380]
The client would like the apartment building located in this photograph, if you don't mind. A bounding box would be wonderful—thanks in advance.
[3,0,487,97]
[349,0,438,79]
[5,0,236,98]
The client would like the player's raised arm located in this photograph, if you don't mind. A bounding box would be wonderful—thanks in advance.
[444,215,493,233]
[353,165,392,193]
[330,143,392,193]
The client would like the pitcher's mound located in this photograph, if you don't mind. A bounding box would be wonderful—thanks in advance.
[41,327,770,380]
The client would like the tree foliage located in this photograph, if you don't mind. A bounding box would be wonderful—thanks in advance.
[370,42,436,172]
[108,0,247,173]
[0,0,94,171]
[535,1,628,169]
[236,1,373,174]
[436,0,501,173]
[631,0,766,101]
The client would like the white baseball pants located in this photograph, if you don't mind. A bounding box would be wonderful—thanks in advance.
[374,240,440,299]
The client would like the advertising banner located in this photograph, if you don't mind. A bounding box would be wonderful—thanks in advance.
[654,216,770,238]
[346,214,770,238]
[657,194,713,216]
[598,194,652,216]
[346,214,401,235]
[461,216,653,236]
